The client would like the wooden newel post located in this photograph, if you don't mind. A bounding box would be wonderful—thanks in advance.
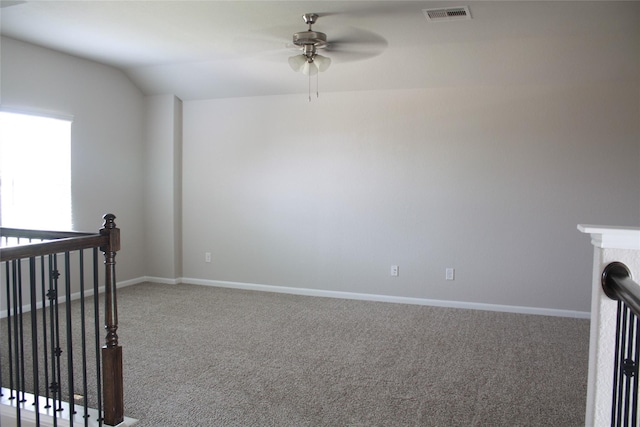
[100,213,124,426]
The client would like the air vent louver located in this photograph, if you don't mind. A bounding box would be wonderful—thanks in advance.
[422,6,471,22]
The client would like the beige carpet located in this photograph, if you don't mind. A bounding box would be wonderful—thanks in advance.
[117,283,588,426]
[2,282,589,426]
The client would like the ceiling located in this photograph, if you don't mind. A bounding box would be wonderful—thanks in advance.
[1,1,639,100]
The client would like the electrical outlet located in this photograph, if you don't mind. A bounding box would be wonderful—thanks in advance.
[205,252,211,263]
[390,265,399,277]
[446,268,455,281]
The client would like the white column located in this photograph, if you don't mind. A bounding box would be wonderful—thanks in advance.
[578,225,640,426]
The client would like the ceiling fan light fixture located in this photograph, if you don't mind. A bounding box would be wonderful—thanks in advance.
[302,61,318,76]
[313,54,331,72]
[288,54,307,72]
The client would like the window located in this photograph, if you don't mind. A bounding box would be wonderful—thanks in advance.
[0,111,72,230]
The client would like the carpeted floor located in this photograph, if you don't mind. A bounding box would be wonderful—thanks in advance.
[115,282,589,426]
[2,282,590,426]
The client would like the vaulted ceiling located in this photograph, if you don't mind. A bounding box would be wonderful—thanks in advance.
[1,1,639,100]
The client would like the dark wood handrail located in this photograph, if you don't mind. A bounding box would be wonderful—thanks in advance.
[0,234,108,261]
[1,227,94,240]
[602,262,640,317]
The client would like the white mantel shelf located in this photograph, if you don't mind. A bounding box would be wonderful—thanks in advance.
[577,224,640,250]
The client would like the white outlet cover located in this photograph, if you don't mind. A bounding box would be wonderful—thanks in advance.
[446,268,455,280]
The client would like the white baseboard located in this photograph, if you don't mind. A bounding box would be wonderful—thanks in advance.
[2,275,590,320]
[178,277,591,319]
[140,276,180,285]
[117,277,148,288]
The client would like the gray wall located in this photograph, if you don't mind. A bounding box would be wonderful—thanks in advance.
[1,37,146,283]
[2,36,638,314]
[182,83,640,313]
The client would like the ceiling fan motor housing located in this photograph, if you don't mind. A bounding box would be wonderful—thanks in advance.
[292,31,328,49]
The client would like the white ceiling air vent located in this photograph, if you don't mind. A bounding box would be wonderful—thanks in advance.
[422,6,472,22]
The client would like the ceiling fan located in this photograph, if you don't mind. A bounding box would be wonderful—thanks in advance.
[235,12,387,101]
[287,13,332,77]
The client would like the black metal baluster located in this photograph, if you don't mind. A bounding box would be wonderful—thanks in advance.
[616,303,629,426]
[11,260,22,424]
[628,307,635,425]
[632,315,640,425]
[29,256,40,425]
[623,306,635,425]
[612,301,622,426]
[93,247,103,426]
[47,255,59,426]
[79,249,90,425]
[627,307,638,427]
[64,251,76,425]
[5,261,15,400]
[41,254,52,408]
[52,254,64,416]
[16,259,27,403]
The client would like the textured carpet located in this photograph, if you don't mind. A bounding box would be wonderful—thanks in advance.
[116,283,589,426]
[2,282,590,426]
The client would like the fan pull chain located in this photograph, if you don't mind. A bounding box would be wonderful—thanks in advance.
[316,72,319,99]
[308,72,311,102]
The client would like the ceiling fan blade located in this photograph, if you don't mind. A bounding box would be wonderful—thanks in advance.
[232,25,299,56]
[328,27,388,50]
[322,50,383,64]
[319,27,387,63]
[234,19,388,66]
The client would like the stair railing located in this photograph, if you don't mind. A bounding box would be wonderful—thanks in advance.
[0,214,123,426]
[602,262,640,426]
